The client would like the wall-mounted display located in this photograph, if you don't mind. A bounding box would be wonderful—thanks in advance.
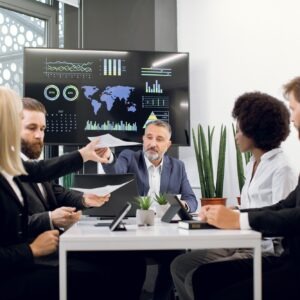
[24,48,190,145]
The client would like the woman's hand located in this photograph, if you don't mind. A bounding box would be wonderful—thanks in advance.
[199,205,240,229]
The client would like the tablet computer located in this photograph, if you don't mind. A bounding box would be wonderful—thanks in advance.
[109,202,132,231]
[161,194,193,223]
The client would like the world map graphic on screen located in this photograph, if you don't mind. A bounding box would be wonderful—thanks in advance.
[82,85,136,115]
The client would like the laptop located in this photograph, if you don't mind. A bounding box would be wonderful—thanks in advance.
[72,173,139,217]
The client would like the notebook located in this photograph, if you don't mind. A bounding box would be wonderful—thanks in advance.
[72,173,139,217]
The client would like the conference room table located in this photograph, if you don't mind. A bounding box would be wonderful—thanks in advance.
[59,216,262,300]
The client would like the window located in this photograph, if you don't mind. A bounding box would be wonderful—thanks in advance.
[0,7,46,94]
[0,0,58,94]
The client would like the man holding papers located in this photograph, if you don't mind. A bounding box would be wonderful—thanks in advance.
[21,98,111,235]
[19,97,146,299]
[103,120,198,213]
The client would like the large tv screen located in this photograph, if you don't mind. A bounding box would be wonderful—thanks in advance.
[23,48,190,146]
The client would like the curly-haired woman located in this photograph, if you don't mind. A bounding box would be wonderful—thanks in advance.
[171,91,297,300]
[233,91,296,209]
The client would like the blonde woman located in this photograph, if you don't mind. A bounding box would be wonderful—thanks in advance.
[0,86,112,300]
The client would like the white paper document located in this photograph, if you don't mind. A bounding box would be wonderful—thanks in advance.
[71,180,132,196]
[88,134,141,147]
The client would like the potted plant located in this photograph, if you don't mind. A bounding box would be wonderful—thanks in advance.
[232,124,252,205]
[192,124,227,206]
[62,172,74,189]
[135,195,155,226]
[154,193,169,218]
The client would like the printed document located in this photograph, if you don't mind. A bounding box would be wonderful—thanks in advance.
[88,134,141,147]
[71,180,132,196]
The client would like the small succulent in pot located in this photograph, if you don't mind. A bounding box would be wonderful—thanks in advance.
[135,195,153,210]
[154,193,168,205]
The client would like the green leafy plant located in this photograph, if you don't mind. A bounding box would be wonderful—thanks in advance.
[135,195,153,210]
[232,124,252,193]
[244,151,252,165]
[154,193,168,205]
[192,124,227,198]
[62,173,74,189]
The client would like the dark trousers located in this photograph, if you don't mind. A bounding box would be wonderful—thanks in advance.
[68,251,146,300]
[0,251,146,300]
[192,255,300,300]
[0,265,58,300]
[143,250,184,300]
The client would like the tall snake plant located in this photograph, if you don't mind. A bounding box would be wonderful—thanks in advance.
[192,124,227,198]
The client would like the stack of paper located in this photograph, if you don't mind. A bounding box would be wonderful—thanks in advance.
[88,134,141,148]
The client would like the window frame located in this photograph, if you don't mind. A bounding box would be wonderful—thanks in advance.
[0,0,58,47]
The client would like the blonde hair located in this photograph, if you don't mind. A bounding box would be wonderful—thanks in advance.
[0,86,27,175]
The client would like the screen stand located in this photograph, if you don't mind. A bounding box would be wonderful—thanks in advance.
[161,206,181,223]
[113,222,127,231]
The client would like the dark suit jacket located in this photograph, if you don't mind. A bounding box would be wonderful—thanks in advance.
[0,151,83,280]
[103,149,198,212]
[243,179,300,266]
[21,181,84,237]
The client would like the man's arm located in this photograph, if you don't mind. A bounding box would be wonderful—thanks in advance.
[51,183,85,209]
[28,208,80,236]
[28,212,52,237]
[248,207,300,237]
[51,183,110,209]
[21,139,111,182]
[21,151,83,182]
[102,149,132,174]
[178,162,198,212]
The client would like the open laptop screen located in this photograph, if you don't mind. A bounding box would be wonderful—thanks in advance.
[72,173,139,217]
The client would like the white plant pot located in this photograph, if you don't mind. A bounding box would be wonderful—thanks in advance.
[136,209,155,226]
[155,204,169,218]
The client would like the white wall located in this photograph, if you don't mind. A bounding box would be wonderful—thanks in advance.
[177,0,300,205]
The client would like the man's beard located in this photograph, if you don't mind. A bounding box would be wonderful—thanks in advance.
[21,139,43,159]
[144,147,162,162]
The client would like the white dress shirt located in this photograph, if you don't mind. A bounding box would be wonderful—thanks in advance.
[240,148,297,255]
[144,155,163,210]
[241,148,297,209]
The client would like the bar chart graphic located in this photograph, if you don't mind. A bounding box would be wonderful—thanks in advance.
[85,120,137,131]
[102,58,126,76]
[145,80,163,94]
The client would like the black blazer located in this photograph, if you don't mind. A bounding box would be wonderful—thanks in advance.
[244,179,300,266]
[0,151,83,279]
[22,181,84,237]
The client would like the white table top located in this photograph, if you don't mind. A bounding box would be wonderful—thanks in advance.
[60,216,262,251]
